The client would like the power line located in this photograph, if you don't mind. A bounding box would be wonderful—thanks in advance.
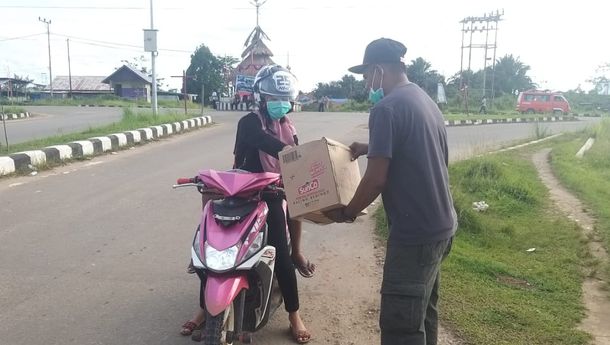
[53,33,192,53]
[0,33,46,42]
[0,5,179,10]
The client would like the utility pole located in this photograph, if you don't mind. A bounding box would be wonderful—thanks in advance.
[251,0,267,27]
[459,21,465,89]
[143,0,159,116]
[39,17,53,98]
[201,83,205,115]
[459,9,503,111]
[490,17,500,106]
[171,71,194,115]
[67,39,73,98]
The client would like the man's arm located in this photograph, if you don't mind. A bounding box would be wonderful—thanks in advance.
[344,157,390,218]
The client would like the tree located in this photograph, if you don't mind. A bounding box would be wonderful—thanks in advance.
[121,55,149,73]
[185,44,238,104]
[120,55,167,90]
[406,57,445,97]
[492,54,535,95]
[587,63,610,95]
[313,74,367,101]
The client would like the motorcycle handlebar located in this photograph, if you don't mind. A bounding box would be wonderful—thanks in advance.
[176,177,196,185]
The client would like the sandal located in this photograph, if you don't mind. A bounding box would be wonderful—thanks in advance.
[294,259,315,278]
[289,325,312,344]
[180,320,203,336]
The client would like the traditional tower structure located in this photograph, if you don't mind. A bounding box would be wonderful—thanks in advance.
[232,0,275,99]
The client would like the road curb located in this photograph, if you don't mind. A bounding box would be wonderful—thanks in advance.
[0,112,31,121]
[0,115,213,176]
[444,115,577,127]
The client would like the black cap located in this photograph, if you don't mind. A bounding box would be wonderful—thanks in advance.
[348,38,407,74]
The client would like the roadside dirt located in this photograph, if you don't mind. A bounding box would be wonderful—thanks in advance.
[533,149,610,345]
[255,213,463,344]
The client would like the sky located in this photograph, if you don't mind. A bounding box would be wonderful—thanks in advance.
[0,0,608,93]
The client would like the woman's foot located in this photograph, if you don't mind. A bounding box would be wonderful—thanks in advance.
[288,312,311,344]
[180,320,203,336]
[180,308,206,336]
[292,253,315,278]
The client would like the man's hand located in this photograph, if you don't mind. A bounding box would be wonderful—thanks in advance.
[349,142,369,161]
[323,207,349,223]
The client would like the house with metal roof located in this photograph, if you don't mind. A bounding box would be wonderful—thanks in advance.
[46,76,112,97]
[102,65,153,102]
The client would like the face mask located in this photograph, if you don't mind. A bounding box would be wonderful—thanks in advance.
[368,67,385,105]
[266,101,292,120]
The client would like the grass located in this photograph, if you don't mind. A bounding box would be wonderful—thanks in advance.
[550,119,610,283]
[2,96,203,109]
[443,113,569,122]
[0,108,202,155]
[0,106,27,114]
[375,153,590,344]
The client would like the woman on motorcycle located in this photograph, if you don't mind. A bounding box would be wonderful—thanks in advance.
[232,64,311,343]
[181,65,312,344]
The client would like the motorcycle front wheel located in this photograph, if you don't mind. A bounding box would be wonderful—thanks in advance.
[203,303,235,345]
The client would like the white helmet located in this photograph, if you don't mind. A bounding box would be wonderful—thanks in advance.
[253,65,298,103]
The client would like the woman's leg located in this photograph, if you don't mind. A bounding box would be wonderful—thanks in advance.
[266,199,310,341]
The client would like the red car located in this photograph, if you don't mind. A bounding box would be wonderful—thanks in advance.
[517,90,571,115]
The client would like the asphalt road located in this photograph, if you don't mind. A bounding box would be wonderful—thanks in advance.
[0,112,600,345]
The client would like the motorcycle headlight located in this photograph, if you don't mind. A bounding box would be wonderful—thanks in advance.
[204,243,239,271]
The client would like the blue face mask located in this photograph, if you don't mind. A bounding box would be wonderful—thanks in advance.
[368,67,385,105]
[266,101,292,120]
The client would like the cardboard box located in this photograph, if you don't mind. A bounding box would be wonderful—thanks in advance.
[279,137,365,224]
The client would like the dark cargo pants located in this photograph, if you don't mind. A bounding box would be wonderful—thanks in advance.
[380,237,453,345]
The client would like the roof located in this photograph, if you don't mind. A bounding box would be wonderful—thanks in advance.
[0,77,31,86]
[102,65,152,84]
[242,40,274,59]
[47,76,110,91]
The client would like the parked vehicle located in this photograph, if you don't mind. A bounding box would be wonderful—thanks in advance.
[517,90,571,115]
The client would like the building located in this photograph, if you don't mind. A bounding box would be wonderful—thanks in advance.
[102,65,152,102]
[230,26,275,100]
[45,76,112,98]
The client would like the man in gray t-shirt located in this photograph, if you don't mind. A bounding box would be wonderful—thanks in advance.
[326,38,457,345]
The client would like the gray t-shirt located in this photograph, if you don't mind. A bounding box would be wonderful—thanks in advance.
[368,83,457,245]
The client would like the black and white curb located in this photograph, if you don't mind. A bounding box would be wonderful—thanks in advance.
[0,112,31,120]
[0,115,212,176]
[444,116,577,127]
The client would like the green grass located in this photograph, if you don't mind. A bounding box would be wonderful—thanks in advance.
[550,119,610,283]
[443,113,568,122]
[375,153,590,344]
[0,108,203,155]
[0,106,27,114]
[2,96,202,109]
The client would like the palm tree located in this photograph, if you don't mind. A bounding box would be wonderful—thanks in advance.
[493,55,535,95]
[406,57,444,97]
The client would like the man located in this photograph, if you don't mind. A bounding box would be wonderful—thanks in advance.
[326,38,457,345]
[479,96,487,114]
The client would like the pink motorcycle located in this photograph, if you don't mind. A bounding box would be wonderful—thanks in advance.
[174,169,288,344]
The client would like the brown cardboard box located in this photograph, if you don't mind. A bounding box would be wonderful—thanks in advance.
[279,137,365,224]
